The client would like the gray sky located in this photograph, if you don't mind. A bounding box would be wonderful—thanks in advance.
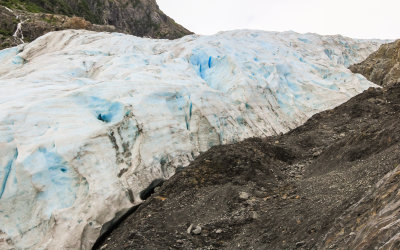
[157,0,400,39]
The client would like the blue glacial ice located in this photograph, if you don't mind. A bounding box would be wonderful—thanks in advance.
[74,95,125,123]
[0,149,18,200]
[22,148,80,217]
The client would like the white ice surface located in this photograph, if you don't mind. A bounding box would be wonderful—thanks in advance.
[0,29,383,249]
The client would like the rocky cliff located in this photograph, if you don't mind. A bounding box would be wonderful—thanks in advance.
[0,6,116,49]
[350,39,400,87]
[0,0,191,49]
[25,0,192,39]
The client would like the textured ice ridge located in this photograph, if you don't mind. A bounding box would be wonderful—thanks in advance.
[0,29,382,249]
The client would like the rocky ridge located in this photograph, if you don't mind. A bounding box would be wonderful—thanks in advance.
[0,0,191,49]
[350,39,400,87]
[0,6,116,49]
[96,43,400,249]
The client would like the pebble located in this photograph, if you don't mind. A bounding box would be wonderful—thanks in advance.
[312,151,321,157]
[193,225,202,235]
[239,192,250,200]
[216,229,223,234]
[187,224,193,234]
[296,241,305,248]
[251,211,259,219]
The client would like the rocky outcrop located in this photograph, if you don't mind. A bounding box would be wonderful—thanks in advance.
[0,6,116,49]
[95,81,400,249]
[350,40,400,87]
[28,0,192,39]
[0,0,191,49]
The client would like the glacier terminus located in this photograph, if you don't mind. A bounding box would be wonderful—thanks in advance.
[0,29,383,249]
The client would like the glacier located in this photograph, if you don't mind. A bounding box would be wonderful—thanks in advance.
[0,29,383,249]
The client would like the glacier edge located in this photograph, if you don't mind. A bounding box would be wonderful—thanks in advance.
[0,29,384,249]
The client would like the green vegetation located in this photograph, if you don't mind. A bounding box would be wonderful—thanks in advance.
[41,15,57,24]
[0,28,12,36]
[28,0,106,24]
[0,41,10,49]
[0,0,44,13]
[75,0,101,24]
[0,0,104,24]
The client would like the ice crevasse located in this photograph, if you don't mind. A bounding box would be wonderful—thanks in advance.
[0,29,383,249]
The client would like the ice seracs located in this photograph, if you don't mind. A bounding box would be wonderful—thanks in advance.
[0,29,383,249]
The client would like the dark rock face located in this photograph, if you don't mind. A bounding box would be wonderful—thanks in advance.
[0,0,191,49]
[27,0,192,39]
[0,6,19,49]
[94,79,400,249]
[350,40,400,87]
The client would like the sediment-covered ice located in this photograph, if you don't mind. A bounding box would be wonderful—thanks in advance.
[0,29,382,249]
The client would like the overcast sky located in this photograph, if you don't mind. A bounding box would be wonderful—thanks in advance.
[157,0,400,39]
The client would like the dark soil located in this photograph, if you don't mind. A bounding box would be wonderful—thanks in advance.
[94,83,400,250]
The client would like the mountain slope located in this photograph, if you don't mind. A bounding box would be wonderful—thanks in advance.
[0,30,382,249]
[22,0,192,39]
[350,39,400,87]
[0,0,192,49]
[96,76,400,250]
[0,5,117,49]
